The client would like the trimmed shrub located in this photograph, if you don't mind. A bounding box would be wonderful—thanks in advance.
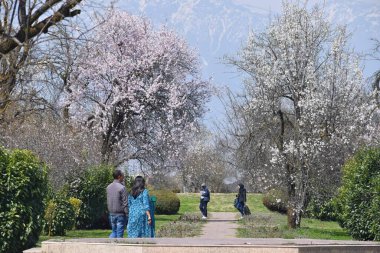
[262,188,288,214]
[0,147,48,253]
[335,148,380,240]
[43,195,75,236]
[150,190,180,215]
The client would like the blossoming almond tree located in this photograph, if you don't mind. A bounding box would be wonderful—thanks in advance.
[228,2,374,228]
[66,11,210,166]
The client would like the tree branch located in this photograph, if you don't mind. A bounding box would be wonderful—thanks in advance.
[0,0,82,56]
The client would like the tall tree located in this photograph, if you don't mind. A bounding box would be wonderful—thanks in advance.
[227,2,373,228]
[66,10,211,166]
[0,0,82,120]
[371,38,380,107]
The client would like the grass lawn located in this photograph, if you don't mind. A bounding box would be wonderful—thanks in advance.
[178,192,266,213]
[177,193,352,240]
[38,192,351,244]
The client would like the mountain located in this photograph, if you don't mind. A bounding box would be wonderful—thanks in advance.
[114,0,380,124]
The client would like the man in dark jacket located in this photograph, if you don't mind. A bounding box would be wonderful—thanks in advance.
[199,183,210,219]
[236,183,247,218]
[106,169,128,238]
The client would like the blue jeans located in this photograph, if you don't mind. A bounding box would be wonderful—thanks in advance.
[109,214,127,238]
[237,201,245,216]
[199,200,208,217]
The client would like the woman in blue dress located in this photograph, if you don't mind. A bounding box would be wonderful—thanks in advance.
[127,176,155,238]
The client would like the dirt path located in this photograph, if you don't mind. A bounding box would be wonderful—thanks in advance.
[197,212,239,239]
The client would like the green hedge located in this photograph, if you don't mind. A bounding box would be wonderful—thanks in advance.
[150,190,180,215]
[0,147,48,253]
[262,188,288,214]
[66,165,114,229]
[66,165,132,229]
[336,148,380,241]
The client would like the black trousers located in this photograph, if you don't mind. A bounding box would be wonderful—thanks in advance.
[199,200,208,217]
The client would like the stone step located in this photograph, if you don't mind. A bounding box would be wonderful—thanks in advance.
[40,238,380,253]
[23,247,43,253]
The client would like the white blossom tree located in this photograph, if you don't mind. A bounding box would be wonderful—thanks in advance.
[180,128,230,193]
[66,10,211,166]
[227,2,374,228]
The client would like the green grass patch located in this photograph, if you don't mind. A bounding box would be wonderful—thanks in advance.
[157,213,204,237]
[155,214,181,230]
[177,193,265,213]
[237,211,352,240]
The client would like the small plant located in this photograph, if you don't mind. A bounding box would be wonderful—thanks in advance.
[44,195,76,236]
[68,197,82,229]
[262,188,288,214]
[305,198,337,221]
[150,190,180,215]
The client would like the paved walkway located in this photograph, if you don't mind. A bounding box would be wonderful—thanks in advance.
[198,212,239,239]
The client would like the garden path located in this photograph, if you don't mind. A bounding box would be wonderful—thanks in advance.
[197,212,239,239]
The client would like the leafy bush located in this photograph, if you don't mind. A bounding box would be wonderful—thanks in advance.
[150,190,180,214]
[262,188,288,214]
[43,195,75,236]
[171,188,181,193]
[335,148,380,241]
[66,165,114,229]
[0,147,48,253]
[305,197,338,221]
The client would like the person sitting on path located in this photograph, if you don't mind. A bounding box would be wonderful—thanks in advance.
[236,183,247,218]
[106,169,129,238]
[127,176,155,238]
[199,183,210,220]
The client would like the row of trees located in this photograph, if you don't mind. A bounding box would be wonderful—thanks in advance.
[220,2,380,228]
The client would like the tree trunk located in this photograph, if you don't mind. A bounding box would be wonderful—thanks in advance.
[287,206,301,228]
[0,71,17,122]
[101,135,112,164]
[286,163,301,228]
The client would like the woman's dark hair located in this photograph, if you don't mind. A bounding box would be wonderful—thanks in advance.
[131,176,146,198]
